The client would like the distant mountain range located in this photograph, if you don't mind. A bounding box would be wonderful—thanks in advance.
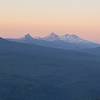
[7,33,100,50]
[40,32,90,43]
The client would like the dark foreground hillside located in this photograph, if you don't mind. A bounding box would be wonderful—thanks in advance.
[0,38,100,100]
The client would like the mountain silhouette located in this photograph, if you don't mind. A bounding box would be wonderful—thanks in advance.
[8,33,100,49]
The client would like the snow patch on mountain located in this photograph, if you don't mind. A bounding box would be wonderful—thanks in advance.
[41,33,90,44]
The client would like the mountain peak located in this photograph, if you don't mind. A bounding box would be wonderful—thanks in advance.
[42,33,83,43]
[61,34,84,43]
[49,32,58,36]
[0,37,4,40]
[25,34,33,39]
[43,32,60,41]
[0,37,7,41]
[22,33,34,42]
[48,32,59,38]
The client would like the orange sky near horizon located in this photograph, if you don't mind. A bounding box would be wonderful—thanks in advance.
[0,0,100,43]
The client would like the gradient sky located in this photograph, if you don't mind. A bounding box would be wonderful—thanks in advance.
[0,0,100,42]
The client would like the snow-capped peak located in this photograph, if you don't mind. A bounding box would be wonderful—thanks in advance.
[60,34,85,43]
[42,33,86,43]
[64,34,79,39]
[21,33,95,44]
[43,32,60,41]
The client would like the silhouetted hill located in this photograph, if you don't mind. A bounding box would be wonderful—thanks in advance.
[0,39,100,100]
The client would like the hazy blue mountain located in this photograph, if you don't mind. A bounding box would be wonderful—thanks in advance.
[7,33,100,50]
[41,32,90,43]
[0,38,100,100]
[84,47,100,56]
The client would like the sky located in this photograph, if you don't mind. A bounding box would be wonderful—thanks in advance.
[0,0,100,42]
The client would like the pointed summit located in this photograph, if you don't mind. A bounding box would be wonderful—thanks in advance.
[25,34,33,39]
[24,33,33,41]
